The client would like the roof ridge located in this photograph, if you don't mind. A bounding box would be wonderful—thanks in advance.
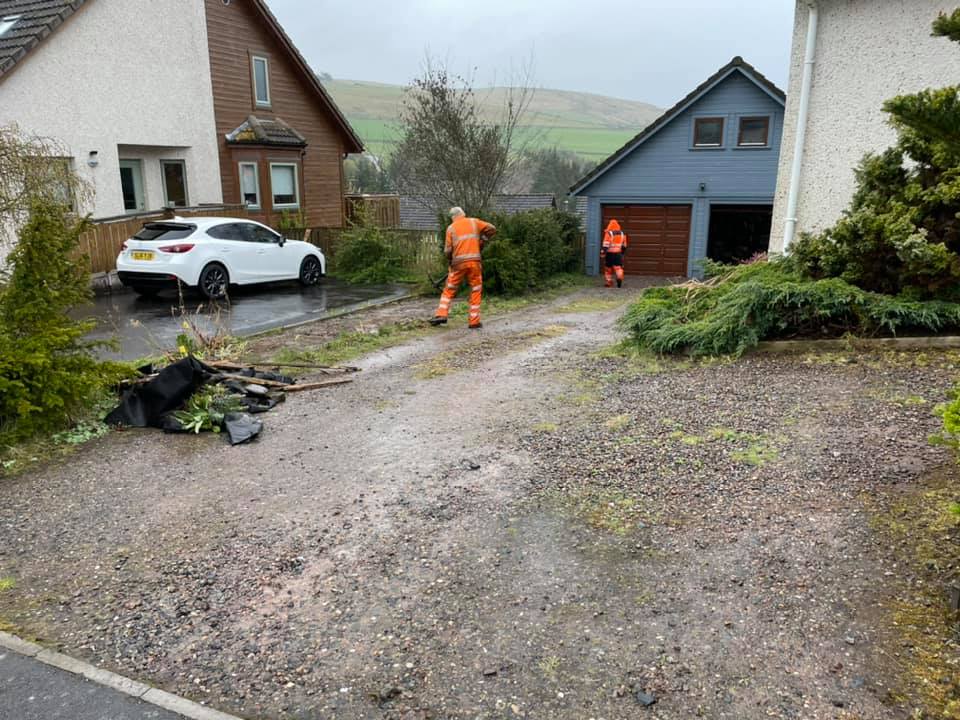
[570,56,786,196]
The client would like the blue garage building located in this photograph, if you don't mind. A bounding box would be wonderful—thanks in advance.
[571,57,785,277]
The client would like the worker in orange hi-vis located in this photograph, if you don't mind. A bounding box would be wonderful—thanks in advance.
[601,219,628,288]
[430,206,497,329]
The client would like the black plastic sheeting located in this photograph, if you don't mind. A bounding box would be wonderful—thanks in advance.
[105,357,292,445]
[105,357,216,428]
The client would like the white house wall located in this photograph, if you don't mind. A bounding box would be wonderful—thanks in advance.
[770,0,960,252]
[0,0,223,220]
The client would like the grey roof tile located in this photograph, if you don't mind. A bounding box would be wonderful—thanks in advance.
[0,0,86,80]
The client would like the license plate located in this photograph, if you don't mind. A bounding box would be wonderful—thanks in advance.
[131,251,154,261]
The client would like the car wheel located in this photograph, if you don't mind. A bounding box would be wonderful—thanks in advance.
[199,263,229,299]
[299,256,323,286]
[131,286,159,298]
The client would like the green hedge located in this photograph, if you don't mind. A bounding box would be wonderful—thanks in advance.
[482,208,582,296]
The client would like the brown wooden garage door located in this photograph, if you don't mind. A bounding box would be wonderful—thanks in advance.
[601,204,691,276]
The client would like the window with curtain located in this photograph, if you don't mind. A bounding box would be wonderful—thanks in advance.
[270,163,298,207]
[239,162,260,208]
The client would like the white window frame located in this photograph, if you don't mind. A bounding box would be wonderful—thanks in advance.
[238,162,261,209]
[0,15,21,38]
[269,162,300,209]
[251,55,271,107]
[160,159,189,208]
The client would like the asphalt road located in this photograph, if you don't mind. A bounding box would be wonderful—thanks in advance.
[0,651,185,720]
[84,278,410,361]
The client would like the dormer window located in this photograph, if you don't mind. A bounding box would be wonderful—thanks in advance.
[0,15,21,37]
[252,55,271,107]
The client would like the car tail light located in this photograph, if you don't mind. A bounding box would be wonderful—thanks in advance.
[158,243,195,254]
[122,241,128,251]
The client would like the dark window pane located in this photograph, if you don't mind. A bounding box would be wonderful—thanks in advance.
[162,162,188,207]
[133,223,195,241]
[207,223,247,241]
[738,117,769,146]
[120,167,137,210]
[246,224,280,243]
[694,118,724,147]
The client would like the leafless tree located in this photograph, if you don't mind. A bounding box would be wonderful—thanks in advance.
[390,56,536,219]
[0,123,91,247]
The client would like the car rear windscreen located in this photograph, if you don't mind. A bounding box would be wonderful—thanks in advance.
[133,223,196,241]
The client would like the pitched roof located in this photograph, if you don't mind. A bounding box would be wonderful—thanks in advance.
[249,0,362,154]
[399,194,559,230]
[226,115,306,147]
[0,0,86,81]
[570,56,785,196]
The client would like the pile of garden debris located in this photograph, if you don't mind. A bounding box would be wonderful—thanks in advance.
[105,356,357,445]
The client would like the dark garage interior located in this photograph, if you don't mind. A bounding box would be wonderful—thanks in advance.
[706,204,773,265]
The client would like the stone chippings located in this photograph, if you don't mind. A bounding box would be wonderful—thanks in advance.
[0,287,957,719]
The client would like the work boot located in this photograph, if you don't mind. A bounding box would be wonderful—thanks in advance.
[617,279,623,288]
[429,316,447,326]
[469,323,483,330]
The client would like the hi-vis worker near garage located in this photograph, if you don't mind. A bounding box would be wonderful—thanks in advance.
[601,219,628,288]
[430,207,497,329]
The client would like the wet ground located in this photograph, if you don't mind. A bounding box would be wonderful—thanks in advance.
[2,286,957,719]
[83,278,409,360]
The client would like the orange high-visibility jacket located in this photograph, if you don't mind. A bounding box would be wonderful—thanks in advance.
[602,220,628,254]
[446,217,495,267]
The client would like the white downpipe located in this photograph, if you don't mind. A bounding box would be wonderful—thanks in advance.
[783,2,819,251]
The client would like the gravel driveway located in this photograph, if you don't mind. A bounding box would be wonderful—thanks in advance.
[1,286,956,719]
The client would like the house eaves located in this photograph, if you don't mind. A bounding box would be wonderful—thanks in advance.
[570,56,786,196]
[0,0,88,83]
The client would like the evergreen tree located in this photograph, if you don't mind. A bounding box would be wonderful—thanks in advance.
[792,8,960,298]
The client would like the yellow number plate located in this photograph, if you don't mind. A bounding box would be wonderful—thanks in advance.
[131,251,154,261]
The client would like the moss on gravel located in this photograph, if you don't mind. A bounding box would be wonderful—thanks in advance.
[414,325,568,380]
[871,476,960,718]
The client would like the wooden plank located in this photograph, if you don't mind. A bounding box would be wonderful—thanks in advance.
[284,377,354,392]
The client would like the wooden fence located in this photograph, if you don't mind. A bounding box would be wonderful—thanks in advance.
[345,194,401,228]
[79,205,249,274]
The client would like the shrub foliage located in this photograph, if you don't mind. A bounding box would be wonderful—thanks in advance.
[621,260,960,357]
[0,199,123,443]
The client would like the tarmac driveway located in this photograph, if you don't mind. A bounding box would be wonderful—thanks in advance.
[84,278,410,360]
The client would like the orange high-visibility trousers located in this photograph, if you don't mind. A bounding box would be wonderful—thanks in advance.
[435,261,483,327]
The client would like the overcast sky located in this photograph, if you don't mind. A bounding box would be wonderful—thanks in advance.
[267,0,795,107]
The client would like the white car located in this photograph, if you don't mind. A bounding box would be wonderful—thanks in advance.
[116,217,325,299]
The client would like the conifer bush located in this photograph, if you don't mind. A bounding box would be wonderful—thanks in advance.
[0,198,123,443]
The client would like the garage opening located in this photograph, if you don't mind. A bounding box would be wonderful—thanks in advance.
[706,205,772,265]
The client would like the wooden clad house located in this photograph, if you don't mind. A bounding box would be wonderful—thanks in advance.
[204,0,363,229]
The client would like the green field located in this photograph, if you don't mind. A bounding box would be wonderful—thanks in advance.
[326,79,660,160]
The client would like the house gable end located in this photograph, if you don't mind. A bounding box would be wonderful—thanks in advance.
[571,58,785,196]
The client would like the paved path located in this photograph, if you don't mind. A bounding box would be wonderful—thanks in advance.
[84,278,410,360]
[0,650,184,720]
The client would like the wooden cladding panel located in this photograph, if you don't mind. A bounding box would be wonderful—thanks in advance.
[601,204,691,276]
[204,0,347,228]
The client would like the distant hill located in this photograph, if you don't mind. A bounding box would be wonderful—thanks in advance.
[323,79,662,161]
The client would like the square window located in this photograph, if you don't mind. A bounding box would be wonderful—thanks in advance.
[694,117,725,147]
[252,56,270,106]
[270,163,299,208]
[738,116,770,146]
[239,162,260,208]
